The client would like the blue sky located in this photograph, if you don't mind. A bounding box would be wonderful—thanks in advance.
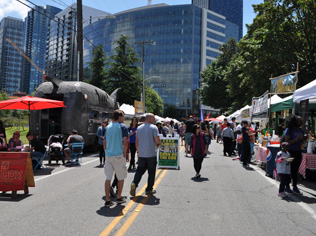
[1,0,263,36]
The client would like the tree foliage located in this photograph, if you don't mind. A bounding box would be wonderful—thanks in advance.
[200,38,238,113]
[145,86,163,115]
[88,45,107,88]
[201,0,316,112]
[104,35,142,105]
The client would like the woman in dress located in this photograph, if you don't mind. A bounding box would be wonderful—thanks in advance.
[8,131,23,151]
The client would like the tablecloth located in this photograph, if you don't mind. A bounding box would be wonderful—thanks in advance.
[256,146,268,163]
[298,153,316,179]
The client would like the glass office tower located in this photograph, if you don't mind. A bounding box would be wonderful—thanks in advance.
[45,4,109,81]
[192,0,243,40]
[22,5,62,94]
[83,4,240,115]
[0,17,24,95]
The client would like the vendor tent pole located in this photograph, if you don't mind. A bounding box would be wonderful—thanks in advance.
[292,62,299,115]
[267,92,272,135]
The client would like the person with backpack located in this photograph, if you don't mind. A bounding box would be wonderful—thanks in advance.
[190,124,207,178]
[284,114,307,195]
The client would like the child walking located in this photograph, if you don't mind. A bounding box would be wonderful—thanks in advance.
[276,142,292,198]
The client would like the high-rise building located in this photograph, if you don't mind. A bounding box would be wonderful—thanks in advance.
[83,4,242,115]
[192,0,243,40]
[0,17,24,95]
[22,5,62,94]
[45,4,109,81]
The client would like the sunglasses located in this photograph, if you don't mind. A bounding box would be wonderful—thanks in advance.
[14,133,20,135]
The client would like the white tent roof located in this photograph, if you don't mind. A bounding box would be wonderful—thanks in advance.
[270,94,283,105]
[119,103,135,115]
[293,79,316,103]
[216,115,226,121]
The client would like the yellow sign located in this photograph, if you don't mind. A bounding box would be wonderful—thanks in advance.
[134,100,144,114]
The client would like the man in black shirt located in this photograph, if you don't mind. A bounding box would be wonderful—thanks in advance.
[26,132,46,168]
[185,115,196,157]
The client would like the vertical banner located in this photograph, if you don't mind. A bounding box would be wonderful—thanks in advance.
[158,136,180,169]
[299,99,309,134]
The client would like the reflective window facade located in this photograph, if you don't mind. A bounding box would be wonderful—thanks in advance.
[192,0,243,40]
[45,4,108,81]
[22,5,61,94]
[84,5,202,112]
[0,17,24,95]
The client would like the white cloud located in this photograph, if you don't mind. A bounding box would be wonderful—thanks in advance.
[0,0,29,20]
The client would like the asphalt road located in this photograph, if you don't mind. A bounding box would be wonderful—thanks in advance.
[1,141,316,236]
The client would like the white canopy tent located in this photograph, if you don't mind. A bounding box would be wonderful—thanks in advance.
[119,103,135,115]
[216,115,226,121]
[293,79,316,103]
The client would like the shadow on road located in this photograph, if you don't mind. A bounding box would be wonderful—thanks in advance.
[0,192,32,202]
[191,177,209,182]
[96,204,125,217]
[130,195,160,206]
[33,167,54,176]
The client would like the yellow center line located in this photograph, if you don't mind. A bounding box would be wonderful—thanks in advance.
[99,169,162,236]
[100,146,184,236]
[115,169,168,236]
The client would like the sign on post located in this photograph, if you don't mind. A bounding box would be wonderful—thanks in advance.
[270,73,297,94]
[134,100,144,115]
[158,135,180,169]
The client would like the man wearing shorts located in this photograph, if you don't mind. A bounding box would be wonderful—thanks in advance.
[103,110,129,207]
[185,115,196,157]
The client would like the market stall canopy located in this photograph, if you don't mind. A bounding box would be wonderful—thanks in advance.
[270,95,293,112]
[227,109,241,120]
[216,115,226,121]
[120,103,135,115]
[235,105,251,122]
[293,79,316,103]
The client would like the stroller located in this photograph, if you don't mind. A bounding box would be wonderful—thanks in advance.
[47,134,66,165]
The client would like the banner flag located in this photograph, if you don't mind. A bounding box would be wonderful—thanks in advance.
[270,73,296,94]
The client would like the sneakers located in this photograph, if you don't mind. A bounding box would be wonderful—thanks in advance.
[130,183,136,196]
[278,192,288,198]
[194,173,201,178]
[284,187,294,194]
[116,196,127,204]
[109,186,115,198]
[293,187,303,195]
[104,201,114,207]
[145,190,156,195]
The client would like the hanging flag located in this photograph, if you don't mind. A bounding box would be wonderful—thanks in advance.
[200,107,204,122]
[206,112,210,119]
[192,112,198,123]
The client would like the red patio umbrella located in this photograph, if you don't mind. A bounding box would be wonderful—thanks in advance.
[0,96,66,129]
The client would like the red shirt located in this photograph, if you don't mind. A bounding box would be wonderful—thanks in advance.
[220,123,227,131]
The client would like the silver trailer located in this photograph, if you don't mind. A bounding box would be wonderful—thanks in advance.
[30,79,119,149]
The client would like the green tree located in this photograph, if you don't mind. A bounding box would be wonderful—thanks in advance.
[145,86,163,115]
[200,38,238,113]
[104,35,142,105]
[88,45,107,88]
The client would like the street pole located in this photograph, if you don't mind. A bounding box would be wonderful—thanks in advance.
[135,40,153,113]
[77,0,83,81]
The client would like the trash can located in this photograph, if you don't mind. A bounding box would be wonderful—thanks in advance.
[266,144,280,177]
